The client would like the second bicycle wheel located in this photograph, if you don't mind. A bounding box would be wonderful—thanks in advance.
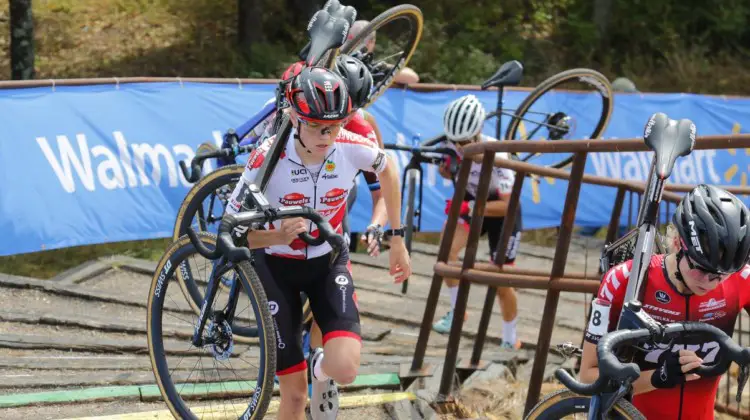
[173,165,245,314]
[401,168,418,294]
[340,4,423,108]
[147,232,276,420]
[504,68,614,168]
[525,389,644,419]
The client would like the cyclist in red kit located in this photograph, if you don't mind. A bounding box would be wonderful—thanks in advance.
[580,184,750,420]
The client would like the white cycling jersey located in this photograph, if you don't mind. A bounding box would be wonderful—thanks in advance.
[226,128,387,259]
[443,135,515,199]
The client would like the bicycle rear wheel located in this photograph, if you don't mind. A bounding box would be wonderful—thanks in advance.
[504,68,614,168]
[340,5,423,108]
[173,165,245,312]
[525,389,644,419]
[147,232,276,420]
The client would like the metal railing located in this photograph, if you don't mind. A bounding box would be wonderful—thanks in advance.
[401,134,750,418]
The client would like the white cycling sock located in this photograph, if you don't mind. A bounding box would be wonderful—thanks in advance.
[448,286,458,311]
[312,352,330,382]
[502,318,518,344]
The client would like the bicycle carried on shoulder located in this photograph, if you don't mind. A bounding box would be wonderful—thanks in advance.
[171,1,424,317]
[525,113,716,419]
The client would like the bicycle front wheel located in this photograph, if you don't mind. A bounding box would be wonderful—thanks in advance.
[340,4,423,108]
[504,68,614,168]
[525,389,644,420]
[147,233,276,420]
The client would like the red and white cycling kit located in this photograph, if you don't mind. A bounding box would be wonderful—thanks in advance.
[585,255,750,420]
[247,107,381,189]
[225,127,388,374]
[227,127,387,259]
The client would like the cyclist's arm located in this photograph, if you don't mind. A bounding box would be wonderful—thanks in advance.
[361,111,388,226]
[394,67,419,85]
[378,155,403,230]
[580,341,657,395]
[225,136,287,248]
[368,189,388,227]
[363,111,385,148]
[246,229,285,249]
[483,193,509,217]
[580,261,658,394]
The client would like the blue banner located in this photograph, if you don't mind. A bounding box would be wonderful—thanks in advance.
[1,81,750,255]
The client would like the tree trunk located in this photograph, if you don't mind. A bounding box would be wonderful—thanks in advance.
[10,0,35,80]
[237,0,264,55]
[593,0,613,59]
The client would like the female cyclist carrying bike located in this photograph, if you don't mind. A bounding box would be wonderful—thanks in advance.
[581,184,750,420]
[432,94,524,350]
[246,55,390,256]
[225,66,411,420]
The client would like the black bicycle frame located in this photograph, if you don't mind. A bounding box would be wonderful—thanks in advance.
[190,256,248,347]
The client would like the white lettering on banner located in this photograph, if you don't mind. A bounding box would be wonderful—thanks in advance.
[590,150,720,184]
[114,131,139,188]
[37,134,96,193]
[37,131,212,193]
[131,143,179,187]
[91,144,125,189]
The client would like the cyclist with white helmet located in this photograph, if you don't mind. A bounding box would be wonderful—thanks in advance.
[432,94,524,350]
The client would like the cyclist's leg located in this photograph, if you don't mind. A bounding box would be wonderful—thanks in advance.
[277,372,308,420]
[433,217,471,333]
[442,216,471,289]
[310,317,322,348]
[488,218,523,349]
[253,251,308,418]
[306,250,362,384]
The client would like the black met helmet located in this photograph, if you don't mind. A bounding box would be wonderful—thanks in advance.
[673,184,750,274]
[333,54,373,109]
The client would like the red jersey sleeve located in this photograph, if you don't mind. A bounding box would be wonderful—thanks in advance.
[584,260,633,344]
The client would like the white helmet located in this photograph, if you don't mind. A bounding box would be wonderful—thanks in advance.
[443,94,486,142]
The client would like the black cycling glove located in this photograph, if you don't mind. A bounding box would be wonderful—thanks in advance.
[651,350,686,388]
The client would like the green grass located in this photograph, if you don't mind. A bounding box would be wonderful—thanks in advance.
[0,239,171,279]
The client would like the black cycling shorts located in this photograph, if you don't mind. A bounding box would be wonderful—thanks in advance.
[252,249,361,375]
[458,197,523,265]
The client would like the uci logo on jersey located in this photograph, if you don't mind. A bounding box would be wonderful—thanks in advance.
[655,290,671,304]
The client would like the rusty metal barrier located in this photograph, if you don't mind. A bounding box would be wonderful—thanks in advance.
[401,134,750,417]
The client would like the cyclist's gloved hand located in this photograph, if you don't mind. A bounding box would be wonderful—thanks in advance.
[444,200,474,216]
[360,224,384,257]
[651,349,702,388]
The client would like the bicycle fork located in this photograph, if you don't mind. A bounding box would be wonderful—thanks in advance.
[191,256,243,347]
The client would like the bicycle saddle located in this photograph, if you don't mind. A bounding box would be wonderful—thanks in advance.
[304,0,357,65]
[481,60,523,90]
[643,112,696,179]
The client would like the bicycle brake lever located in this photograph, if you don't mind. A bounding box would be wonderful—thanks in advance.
[737,364,750,403]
